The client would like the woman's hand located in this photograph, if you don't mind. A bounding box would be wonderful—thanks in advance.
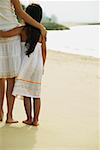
[40,24,47,38]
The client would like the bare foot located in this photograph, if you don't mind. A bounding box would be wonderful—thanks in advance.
[6,119,18,124]
[6,114,18,124]
[22,119,33,125]
[33,120,39,126]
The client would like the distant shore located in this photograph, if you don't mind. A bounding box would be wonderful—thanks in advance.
[63,22,100,27]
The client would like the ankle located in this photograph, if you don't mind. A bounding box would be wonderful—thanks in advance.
[0,110,4,120]
[7,113,12,119]
[27,117,32,121]
[0,110,3,115]
[33,117,38,122]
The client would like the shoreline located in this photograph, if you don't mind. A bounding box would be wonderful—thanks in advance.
[64,23,100,28]
[47,49,100,61]
[47,25,99,59]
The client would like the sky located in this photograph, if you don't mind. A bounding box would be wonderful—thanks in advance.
[20,0,100,23]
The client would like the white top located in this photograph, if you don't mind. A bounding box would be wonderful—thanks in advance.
[0,0,19,30]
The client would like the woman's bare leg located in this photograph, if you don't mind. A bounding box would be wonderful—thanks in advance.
[6,78,18,123]
[0,79,5,121]
[23,97,32,125]
[33,98,41,126]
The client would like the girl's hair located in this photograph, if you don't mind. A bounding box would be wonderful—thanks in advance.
[25,3,42,57]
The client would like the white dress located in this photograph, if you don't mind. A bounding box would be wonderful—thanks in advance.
[13,42,44,98]
[0,0,21,78]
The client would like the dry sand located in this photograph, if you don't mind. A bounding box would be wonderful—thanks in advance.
[0,50,99,150]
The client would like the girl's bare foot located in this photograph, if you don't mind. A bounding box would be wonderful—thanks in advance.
[33,122,39,126]
[22,119,33,125]
[33,119,39,126]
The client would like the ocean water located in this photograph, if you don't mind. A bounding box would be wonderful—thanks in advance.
[47,25,100,58]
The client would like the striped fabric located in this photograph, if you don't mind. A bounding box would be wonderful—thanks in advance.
[0,36,21,78]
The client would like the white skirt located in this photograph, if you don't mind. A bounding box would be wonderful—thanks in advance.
[0,36,21,78]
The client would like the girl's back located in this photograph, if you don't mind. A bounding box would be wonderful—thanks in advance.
[0,0,19,30]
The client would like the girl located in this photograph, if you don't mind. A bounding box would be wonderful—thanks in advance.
[1,3,47,126]
[0,0,46,123]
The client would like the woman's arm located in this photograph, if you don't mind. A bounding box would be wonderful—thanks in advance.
[0,26,23,38]
[41,37,47,66]
[11,0,46,37]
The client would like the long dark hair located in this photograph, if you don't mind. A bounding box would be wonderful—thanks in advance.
[25,3,42,57]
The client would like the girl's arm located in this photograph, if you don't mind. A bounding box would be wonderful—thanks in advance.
[11,0,46,37]
[41,37,47,66]
[0,26,23,38]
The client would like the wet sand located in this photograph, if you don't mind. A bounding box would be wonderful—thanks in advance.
[0,50,99,150]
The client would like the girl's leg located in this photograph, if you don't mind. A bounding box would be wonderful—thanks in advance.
[23,96,32,125]
[6,78,18,123]
[33,98,41,126]
[0,79,5,121]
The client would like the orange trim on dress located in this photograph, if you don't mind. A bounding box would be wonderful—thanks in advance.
[16,78,41,84]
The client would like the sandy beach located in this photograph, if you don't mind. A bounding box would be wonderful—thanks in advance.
[0,50,99,150]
